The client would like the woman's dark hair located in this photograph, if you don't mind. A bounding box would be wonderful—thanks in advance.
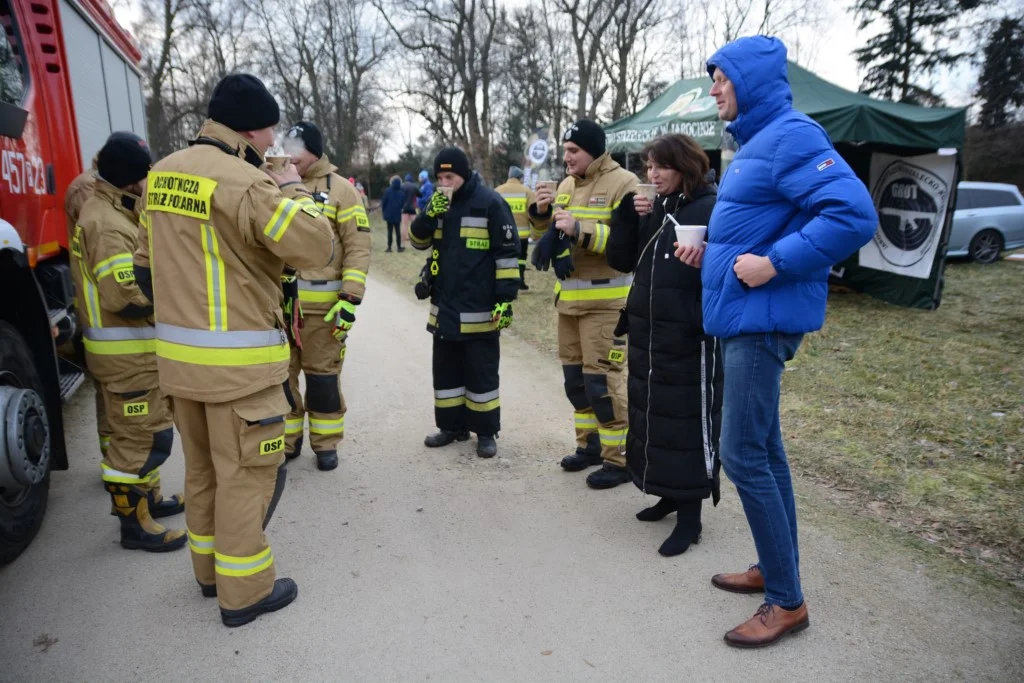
[640,134,710,198]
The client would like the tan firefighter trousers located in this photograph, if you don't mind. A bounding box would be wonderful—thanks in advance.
[558,309,628,467]
[285,312,347,455]
[98,384,174,495]
[175,383,289,611]
[94,378,112,457]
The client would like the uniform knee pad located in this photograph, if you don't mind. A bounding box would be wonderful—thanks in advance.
[138,427,174,477]
[562,364,589,411]
[282,380,297,412]
[583,373,615,424]
[305,374,341,413]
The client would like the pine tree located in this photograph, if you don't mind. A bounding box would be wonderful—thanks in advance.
[852,0,981,105]
[977,17,1024,129]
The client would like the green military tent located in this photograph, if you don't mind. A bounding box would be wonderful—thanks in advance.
[604,62,968,310]
[605,62,965,153]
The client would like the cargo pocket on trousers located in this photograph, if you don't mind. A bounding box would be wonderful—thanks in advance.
[232,388,291,468]
[597,323,628,373]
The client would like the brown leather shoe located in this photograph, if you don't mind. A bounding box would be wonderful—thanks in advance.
[724,603,809,648]
[711,565,765,593]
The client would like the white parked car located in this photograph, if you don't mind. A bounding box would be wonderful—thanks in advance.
[948,182,1024,264]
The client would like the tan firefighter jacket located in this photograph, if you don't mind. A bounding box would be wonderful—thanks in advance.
[294,156,371,311]
[71,179,157,392]
[493,178,540,241]
[137,119,334,404]
[529,153,638,314]
[65,163,96,243]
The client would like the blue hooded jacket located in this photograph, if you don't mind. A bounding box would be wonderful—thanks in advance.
[417,172,434,210]
[702,37,878,338]
[381,177,405,224]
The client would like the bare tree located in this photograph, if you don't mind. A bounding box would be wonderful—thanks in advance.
[554,0,621,120]
[597,0,673,120]
[374,0,505,180]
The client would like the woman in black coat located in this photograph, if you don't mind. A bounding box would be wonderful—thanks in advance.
[607,134,723,556]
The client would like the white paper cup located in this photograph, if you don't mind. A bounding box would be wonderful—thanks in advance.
[438,185,454,200]
[536,180,557,194]
[636,184,657,201]
[265,155,290,173]
[674,225,706,248]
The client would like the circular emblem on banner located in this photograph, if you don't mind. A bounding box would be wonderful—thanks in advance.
[528,139,549,165]
[871,161,947,269]
[659,87,717,119]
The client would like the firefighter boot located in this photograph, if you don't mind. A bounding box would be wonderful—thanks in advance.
[476,435,497,459]
[316,450,338,471]
[147,475,185,518]
[285,436,303,461]
[108,484,187,552]
[221,578,299,628]
[560,433,602,472]
[424,430,470,448]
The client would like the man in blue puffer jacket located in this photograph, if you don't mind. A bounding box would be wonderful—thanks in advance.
[685,36,877,648]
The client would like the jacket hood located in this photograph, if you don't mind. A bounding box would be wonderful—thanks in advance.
[303,154,338,182]
[579,153,620,183]
[194,119,266,167]
[390,177,402,190]
[706,36,792,145]
[94,176,141,218]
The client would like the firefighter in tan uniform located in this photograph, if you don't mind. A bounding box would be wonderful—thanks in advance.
[135,74,334,627]
[69,132,186,552]
[530,120,638,489]
[65,158,112,460]
[280,121,371,471]
[494,166,539,291]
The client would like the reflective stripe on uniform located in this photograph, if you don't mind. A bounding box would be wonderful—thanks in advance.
[434,387,466,408]
[100,462,154,485]
[338,205,368,222]
[214,547,273,577]
[92,252,134,281]
[309,416,345,435]
[200,223,228,331]
[566,205,613,220]
[286,418,304,435]
[458,309,498,333]
[555,275,632,301]
[320,205,338,220]
[466,389,499,412]
[188,529,215,555]
[460,227,489,239]
[342,269,367,285]
[495,256,519,280]
[78,256,102,328]
[461,217,488,227]
[263,198,303,242]
[599,427,627,448]
[155,323,288,366]
[298,278,343,303]
[83,326,157,355]
[574,410,598,430]
[589,223,610,254]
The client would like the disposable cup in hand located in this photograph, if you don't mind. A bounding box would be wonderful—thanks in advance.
[636,184,657,201]
[265,155,291,173]
[536,180,557,196]
[438,186,454,200]
[674,225,706,249]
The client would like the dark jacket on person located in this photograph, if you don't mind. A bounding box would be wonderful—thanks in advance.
[608,187,724,503]
[408,172,520,340]
[401,176,419,213]
[381,177,405,224]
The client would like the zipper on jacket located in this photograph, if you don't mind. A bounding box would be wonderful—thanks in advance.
[640,196,671,493]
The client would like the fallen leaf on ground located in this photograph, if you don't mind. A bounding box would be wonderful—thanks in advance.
[541,650,552,656]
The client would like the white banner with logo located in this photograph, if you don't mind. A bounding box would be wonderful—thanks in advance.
[859,152,957,280]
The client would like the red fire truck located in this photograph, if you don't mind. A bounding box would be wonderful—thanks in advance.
[0,0,146,562]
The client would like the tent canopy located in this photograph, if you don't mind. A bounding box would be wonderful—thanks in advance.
[605,62,966,153]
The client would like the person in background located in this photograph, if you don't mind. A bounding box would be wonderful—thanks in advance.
[687,36,877,648]
[607,133,721,557]
[416,169,434,211]
[400,173,418,250]
[381,175,406,252]
[493,166,540,290]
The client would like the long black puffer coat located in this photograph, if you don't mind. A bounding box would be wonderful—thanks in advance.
[607,187,723,503]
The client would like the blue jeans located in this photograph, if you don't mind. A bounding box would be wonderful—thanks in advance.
[720,332,804,609]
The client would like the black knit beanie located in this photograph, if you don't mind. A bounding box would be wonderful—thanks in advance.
[286,120,323,158]
[563,119,606,159]
[208,74,280,132]
[433,147,472,181]
[97,131,152,188]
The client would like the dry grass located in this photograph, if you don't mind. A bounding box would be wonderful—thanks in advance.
[368,215,1024,584]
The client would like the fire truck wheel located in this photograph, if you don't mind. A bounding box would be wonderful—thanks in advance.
[0,322,51,564]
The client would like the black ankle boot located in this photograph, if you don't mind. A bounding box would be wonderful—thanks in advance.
[560,448,602,471]
[658,500,703,557]
[637,497,677,522]
[477,435,497,458]
[424,430,470,448]
[316,450,338,471]
[220,578,298,627]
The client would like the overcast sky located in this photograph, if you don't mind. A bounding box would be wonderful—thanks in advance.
[113,0,1003,161]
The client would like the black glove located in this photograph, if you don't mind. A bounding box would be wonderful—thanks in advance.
[532,227,559,271]
[553,233,574,280]
[414,262,432,300]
